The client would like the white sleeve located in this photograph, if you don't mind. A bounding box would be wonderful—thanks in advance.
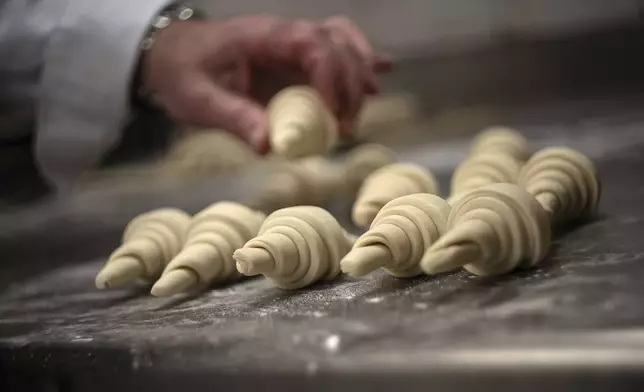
[35,0,173,191]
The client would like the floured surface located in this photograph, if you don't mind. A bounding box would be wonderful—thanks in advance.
[3,99,644,386]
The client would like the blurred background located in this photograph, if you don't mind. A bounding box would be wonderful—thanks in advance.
[199,0,643,57]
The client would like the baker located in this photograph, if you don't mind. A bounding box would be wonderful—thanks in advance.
[0,1,392,200]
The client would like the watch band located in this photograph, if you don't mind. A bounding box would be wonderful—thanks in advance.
[131,3,203,110]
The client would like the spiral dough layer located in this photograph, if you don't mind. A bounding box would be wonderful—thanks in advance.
[256,157,341,211]
[450,153,523,197]
[353,163,440,229]
[343,143,397,196]
[161,202,266,287]
[424,183,551,276]
[469,126,530,162]
[518,147,600,224]
[234,206,353,289]
[353,194,451,277]
[268,86,338,158]
[106,208,191,281]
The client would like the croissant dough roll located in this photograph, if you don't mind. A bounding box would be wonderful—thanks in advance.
[151,202,266,297]
[448,153,523,203]
[254,156,344,212]
[233,206,355,289]
[421,147,600,277]
[469,126,530,162]
[162,129,258,178]
[95,208,191,289]
[421,183,552,276]
[342,194,451,277]
[254,144,396,213]
[352,163,440,229]
[268,86,338,158]
[343,143,397,197]
[518,147,600,224]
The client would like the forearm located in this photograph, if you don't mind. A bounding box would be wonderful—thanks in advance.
[0,0,68,138]
[0,0,173,191]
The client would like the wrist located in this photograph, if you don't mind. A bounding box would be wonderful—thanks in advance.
[131,3,203,110]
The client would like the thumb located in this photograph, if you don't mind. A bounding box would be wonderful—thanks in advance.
[170,77,269,154]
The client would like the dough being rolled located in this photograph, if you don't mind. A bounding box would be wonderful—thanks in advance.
[342,194,451,277]
[233,206,355,289]
[268,86,338,158]
[352,163,439,229]
[95,208,191,289]
[151,202,266,297]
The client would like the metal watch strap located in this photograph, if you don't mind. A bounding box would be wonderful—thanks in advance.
[132,3,202,110]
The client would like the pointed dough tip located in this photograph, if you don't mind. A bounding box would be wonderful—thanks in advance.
[420,243,479,275]
[273,127,302,155]
[151,268,198,297]
[341,245,391,277]
[233,247,274,276]
[352,203,381,228]
[94,256,144,289]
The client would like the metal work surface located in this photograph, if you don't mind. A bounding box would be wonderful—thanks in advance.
[2,95,644,391]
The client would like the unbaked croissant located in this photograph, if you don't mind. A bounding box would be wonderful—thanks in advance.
[268,86,338,158]
[352,163,439,228]
[448,153,523,204]
[342,193,451,277]
[233,206,355,289]
[421,147,600,276]
[469,126,530,162]
[253,156,343,212]
[342,143,397,197]
[95,208,191,289]
[253,144,396,212]
[151,202,266,297]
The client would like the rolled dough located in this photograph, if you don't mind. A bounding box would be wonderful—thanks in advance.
[421,183,552,276]
[151,202,266,297]
[343,143,397,197]
[268,86,338,158]
[469,126,530,162]
[449,153,523,203]
[233,206,354,289]
[352,163,440,229]
[518,147,600,224]
[95,208,191,289]
[342,193,451,278]
[421,147,600,277]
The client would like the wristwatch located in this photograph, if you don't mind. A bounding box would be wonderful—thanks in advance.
[131,3,203,110]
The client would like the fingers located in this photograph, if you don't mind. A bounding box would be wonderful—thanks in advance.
[228,15,390,138]
[322,17,373,66]
[267,19,374,133]
[163,73,270,154]
[308,49,341,116]
[321,21,380,97]
[373,54,395,73]
[331,40,366,123]
[322,16,394,74]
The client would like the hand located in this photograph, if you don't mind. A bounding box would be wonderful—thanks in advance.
[142,15,393,153]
